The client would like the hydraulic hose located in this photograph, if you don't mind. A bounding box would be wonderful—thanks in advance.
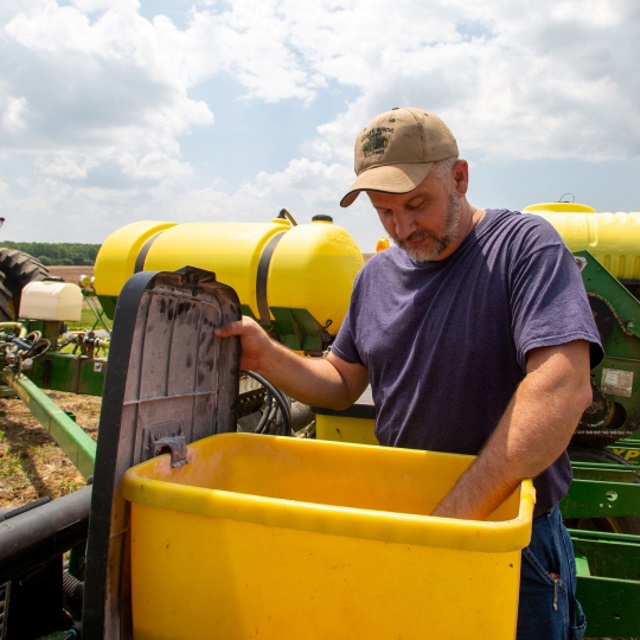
[240,370,292,436]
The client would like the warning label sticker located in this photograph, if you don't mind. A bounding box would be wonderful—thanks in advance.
[601,368,634,398]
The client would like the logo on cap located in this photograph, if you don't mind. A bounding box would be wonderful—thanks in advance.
[361,127,393,158]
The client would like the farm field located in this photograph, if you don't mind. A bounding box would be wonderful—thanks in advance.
[0,264,100,512]
[47,264,95,283]
[0,391,101,511]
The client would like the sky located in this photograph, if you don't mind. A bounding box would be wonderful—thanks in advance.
[1,0,639,252]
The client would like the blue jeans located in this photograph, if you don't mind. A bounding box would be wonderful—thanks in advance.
[516,506,586,639]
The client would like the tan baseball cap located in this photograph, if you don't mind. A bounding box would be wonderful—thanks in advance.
[340,107,459,207]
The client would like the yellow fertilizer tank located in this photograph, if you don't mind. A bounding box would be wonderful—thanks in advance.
[523,203,640,280]
[123,432,535,640]
[94,215,364,352]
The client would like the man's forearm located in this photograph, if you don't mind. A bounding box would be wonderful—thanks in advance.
[432,341,593,520]
[251,339,362,409]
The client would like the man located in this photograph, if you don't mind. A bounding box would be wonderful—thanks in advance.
[215,107,602,639]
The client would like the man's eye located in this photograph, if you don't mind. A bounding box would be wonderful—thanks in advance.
[407,200,424,210]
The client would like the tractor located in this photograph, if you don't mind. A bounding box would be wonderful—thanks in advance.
[0,248,51,324]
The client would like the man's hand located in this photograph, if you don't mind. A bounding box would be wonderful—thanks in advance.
[214,316,369,410]
[214,316,275,374]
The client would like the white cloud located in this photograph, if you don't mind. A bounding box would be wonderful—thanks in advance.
[2,96,28,133]
[71,0,140,13]
[1,0,215,213]
[275,0,640,162]
[1,0,639,247]
[37,155,94,180]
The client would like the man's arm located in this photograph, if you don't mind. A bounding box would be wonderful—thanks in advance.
[432,339,593,520]
[214,316,369,410]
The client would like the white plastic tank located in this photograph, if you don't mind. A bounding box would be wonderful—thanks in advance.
[19,281,83,322]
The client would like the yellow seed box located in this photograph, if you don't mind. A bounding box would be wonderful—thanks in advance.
[123,433,535,640]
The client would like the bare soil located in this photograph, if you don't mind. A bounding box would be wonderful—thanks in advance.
[0,265,100,512]
[0,392,101,511]
[47,264,94,284]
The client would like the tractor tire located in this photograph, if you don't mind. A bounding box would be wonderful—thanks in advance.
[0,272,13,322]
[566,446,640,535]
[0,248,51,322]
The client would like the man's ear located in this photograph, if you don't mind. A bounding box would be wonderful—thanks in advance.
[452,159,469,195]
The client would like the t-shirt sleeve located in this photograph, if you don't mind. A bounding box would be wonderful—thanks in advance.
[509,233,603,371]
[330,274,366,366]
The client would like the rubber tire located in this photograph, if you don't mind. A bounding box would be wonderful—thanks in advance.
[567,446,640,534]
[0,248,51,321]
[0,272,13,322]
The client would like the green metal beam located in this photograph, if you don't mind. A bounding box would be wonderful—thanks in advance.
[576,574,640,637]
[26,353,106,397]
[609,439,640,466]
[562,477,640,519]
[571,530,640,638]
[571,461,639,482]
[0,371,96,478]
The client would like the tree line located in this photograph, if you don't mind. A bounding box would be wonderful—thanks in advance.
[0,241,101,266]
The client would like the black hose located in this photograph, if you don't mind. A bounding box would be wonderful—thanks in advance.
[240,370,292,436]
[63,571,84,621]
[0,486,91,584]
[271,385,292,434]
[255,394,275,434]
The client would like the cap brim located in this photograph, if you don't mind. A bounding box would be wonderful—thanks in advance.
[339,162,434,208]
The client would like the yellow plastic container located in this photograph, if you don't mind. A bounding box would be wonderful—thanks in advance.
[140,219,290,319]
[267,219,364,331]
[123,433,535,640]
[314,387,378,444]
[94,217,364,332]
[94,219,288,313]
[523,202,596,214]
[92,220,178,298]
[523,204,640,279]
[315,413,378,444]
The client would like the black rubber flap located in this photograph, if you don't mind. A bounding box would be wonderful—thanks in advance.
[82,266,241,639]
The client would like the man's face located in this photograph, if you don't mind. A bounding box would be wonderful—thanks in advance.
[367,166,464,262]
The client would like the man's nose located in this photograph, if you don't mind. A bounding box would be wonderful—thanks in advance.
[393,210,417,240]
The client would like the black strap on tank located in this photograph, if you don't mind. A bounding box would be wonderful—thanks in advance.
[135,231,167,273]
[133,227,283,327]
[256,231,286,327]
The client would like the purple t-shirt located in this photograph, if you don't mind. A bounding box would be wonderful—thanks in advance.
[331,209,603,514]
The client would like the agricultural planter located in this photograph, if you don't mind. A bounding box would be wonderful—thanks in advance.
[0,207,639,638]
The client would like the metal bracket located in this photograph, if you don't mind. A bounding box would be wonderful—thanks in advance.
[143,421,188,468]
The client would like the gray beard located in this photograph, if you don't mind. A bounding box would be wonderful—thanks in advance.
[395,190,462,262]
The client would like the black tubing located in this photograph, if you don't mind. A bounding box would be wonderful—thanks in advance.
[63,570,85,621]
[0,486,91,584]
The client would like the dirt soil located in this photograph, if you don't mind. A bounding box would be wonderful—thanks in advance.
[0,392,101,511]
[0,265,101,513]
[47,264,95,285]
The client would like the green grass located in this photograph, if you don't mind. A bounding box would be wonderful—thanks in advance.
[65,305,112,333]
[58,305,112,355]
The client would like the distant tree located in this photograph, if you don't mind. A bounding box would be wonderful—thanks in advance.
[0,241,102,265]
